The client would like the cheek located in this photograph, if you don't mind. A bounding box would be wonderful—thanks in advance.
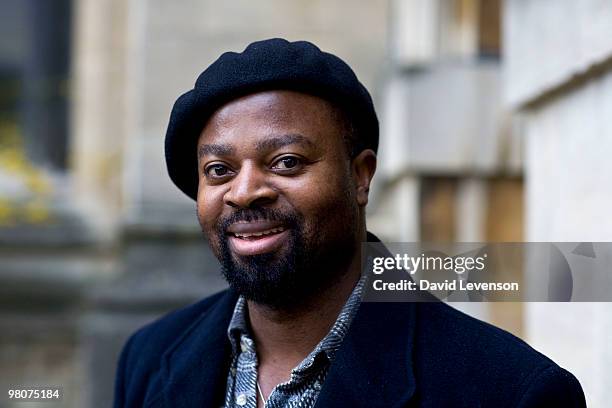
[196,186,225,235]
[281,165,356,233]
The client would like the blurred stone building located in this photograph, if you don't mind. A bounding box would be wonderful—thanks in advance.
[504,1,612,406]
[0,1,388,407]
[0,0,609,407]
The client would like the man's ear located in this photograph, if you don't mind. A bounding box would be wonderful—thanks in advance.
[351,149,377,206]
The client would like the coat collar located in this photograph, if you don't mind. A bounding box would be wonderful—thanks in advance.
[160,289,239,408]
[160,233,417,407]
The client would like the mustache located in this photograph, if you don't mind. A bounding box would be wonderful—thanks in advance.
[216,207,301,234]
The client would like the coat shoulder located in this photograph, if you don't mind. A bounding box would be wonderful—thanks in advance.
[416,301,548,366]
[129,289,231,355]
[113,289,233,407]
[413,302,586,407]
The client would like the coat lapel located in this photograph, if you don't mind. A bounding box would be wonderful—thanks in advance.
[315,232,418,407]
[314,301,417,408]
[160,289,238,408]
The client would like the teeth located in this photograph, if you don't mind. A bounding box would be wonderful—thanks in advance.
[234,227,285,239]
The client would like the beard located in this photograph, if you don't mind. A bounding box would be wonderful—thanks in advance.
[210,204,358,310]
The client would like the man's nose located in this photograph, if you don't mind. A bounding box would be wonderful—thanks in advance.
[223,163,278,208]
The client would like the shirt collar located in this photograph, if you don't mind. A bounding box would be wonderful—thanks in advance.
[227,295,249,355]
[226,275,366,371]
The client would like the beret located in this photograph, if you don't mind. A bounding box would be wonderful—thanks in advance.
[164,38,379,200]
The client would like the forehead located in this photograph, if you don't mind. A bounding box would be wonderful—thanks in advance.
[198,90,344,147]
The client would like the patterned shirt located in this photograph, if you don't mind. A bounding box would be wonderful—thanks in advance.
[223,276,366,408]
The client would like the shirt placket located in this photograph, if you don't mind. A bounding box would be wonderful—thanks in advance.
[232,334,258,408]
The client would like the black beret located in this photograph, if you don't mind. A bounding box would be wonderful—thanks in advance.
[164,38,379,200]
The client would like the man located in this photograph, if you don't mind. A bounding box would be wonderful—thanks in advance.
[114,38,586,407]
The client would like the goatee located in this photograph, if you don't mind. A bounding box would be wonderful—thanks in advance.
[213,207,354,309]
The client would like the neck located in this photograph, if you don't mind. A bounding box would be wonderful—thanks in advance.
[247,248,362,372]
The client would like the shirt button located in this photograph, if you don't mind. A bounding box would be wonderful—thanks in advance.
[236,393,247,406]
[240,341,248,353]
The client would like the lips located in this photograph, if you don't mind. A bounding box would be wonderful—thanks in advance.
[231,226,286,239]
[226,221,290,256]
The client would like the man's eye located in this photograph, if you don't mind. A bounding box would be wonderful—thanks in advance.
[272,156,301,170]
[205,164,231,178]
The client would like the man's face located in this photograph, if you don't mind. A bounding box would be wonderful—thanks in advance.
[196,90,369,308]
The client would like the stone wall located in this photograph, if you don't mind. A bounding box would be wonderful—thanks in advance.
[505,1,612,406]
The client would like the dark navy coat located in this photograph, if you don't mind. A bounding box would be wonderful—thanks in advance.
[113,287,586,407]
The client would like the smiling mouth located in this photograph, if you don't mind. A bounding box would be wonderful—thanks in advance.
[226,222,290,256]
[231,226,286,240]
